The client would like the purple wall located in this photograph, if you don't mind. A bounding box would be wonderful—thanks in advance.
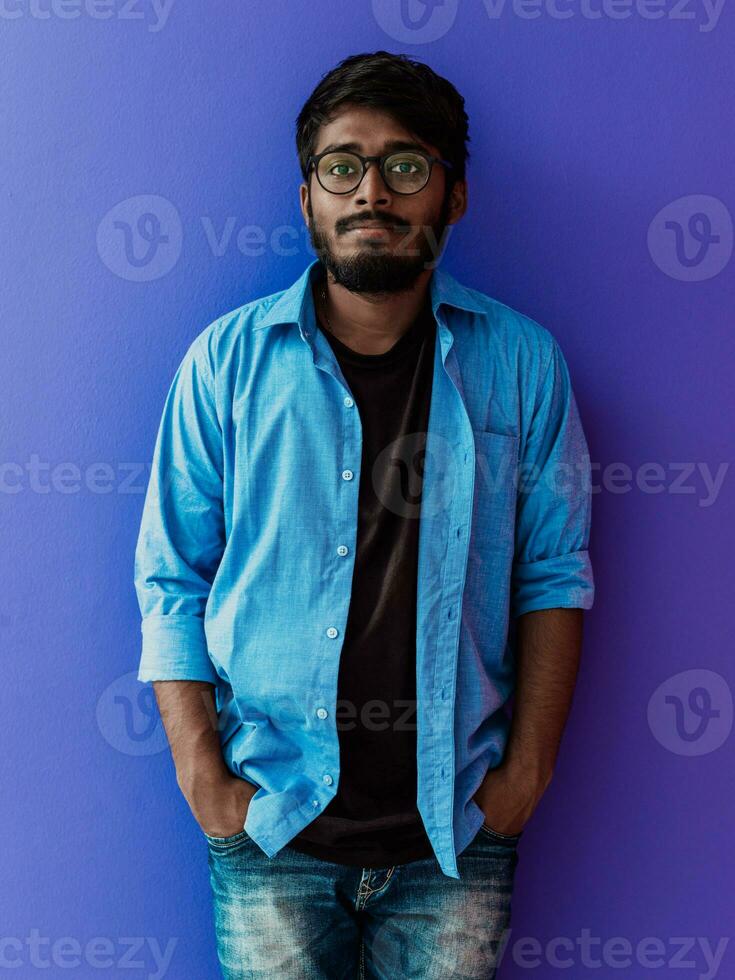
[2,2,732,977]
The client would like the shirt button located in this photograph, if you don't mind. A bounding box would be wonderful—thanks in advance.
[326,626,339,639]
[336,545,348,556]
[343,396,354,407]
[312,799,320,808]
[316,707,328,719]
[342,469,353,481]
[322,774,333,785]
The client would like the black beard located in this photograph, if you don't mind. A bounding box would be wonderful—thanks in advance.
[306,193,452,296]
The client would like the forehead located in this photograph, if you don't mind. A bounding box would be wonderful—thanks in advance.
[313,104,437,156]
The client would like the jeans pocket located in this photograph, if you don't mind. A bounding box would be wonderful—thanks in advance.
[203,827,251,851]
[479,822,523,846]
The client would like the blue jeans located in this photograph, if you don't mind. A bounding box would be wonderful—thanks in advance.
[205,821,521,979]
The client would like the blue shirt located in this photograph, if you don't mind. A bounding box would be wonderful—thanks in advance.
[134,258,595,879]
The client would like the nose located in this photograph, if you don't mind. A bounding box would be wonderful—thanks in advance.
[354,160,392,207]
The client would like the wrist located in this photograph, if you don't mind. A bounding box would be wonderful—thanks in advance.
[486,750,554,791]
[499,758,553,798]
[176,760,231,801]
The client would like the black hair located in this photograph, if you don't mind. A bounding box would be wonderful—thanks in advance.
[295,51,470,189]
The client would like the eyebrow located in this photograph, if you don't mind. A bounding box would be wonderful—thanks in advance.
[317,139,431,156]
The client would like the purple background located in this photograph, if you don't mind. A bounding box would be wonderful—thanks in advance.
[2,1,733,977]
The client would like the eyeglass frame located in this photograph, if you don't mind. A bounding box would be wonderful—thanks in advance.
[306,149,454,196]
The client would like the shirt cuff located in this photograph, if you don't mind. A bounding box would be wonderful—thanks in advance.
[511,549,595,618]
[137,614,220,684]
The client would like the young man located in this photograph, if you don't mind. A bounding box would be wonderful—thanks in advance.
[135,51,594,980]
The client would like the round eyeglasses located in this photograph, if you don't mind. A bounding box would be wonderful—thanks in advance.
[307,149,453,196]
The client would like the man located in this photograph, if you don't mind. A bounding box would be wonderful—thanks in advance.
[134,50,594,979]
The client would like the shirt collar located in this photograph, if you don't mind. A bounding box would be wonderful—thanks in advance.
[253,258,487,332]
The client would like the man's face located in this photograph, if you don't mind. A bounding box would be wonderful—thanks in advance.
[299,104,467,295]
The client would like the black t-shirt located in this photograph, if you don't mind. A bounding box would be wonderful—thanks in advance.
[285,289,438,868]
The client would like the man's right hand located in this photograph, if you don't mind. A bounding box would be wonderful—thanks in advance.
[179,767,258,839]
[150,680,259,838]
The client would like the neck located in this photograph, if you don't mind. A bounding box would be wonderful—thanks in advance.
[315,267,433,356]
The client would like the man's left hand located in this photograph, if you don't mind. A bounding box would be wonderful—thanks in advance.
[472,761,551,837]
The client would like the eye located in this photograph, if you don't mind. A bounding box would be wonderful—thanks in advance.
[328,160,357,176]
[388,159,420,174]
[383,153,430,185]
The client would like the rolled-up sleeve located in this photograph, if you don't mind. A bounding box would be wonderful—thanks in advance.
[511,338,595,618]
[134,335,225,683]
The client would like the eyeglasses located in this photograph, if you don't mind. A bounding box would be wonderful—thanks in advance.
[307,149,453,196]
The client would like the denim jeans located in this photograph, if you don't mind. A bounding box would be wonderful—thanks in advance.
[205,821,521,979]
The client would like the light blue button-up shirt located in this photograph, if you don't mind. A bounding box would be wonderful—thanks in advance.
[134,258,594,879]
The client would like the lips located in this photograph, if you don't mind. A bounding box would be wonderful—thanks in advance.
[347,224,394,234]
[348,221,393,231]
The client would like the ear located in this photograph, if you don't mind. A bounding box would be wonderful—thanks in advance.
[299,182,310,226]
[445,178,468,226]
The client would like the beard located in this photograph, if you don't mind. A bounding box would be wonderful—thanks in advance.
[305,190,453,296]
